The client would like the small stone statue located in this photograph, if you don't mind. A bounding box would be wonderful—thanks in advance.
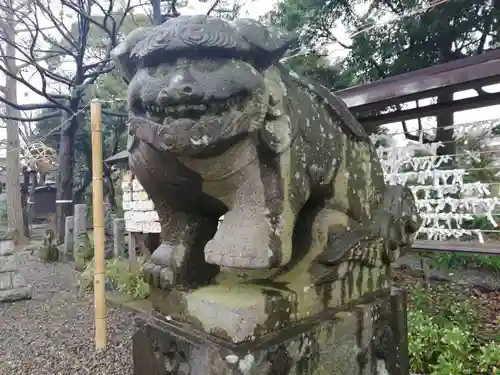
[39,229,59,262]
[111,15,421,290]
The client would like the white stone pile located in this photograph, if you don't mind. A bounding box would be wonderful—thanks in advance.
[122,172,161,233]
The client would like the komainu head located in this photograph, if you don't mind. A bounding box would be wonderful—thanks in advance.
[111,16,296,156]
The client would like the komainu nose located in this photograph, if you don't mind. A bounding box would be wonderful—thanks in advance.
[158,83,197,104]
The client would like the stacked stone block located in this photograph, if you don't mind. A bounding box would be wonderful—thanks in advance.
[122,172,161,234]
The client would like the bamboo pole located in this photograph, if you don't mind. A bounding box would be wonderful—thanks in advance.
[90,99,107,351]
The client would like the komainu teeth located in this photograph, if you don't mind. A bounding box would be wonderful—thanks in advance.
[145,95,244,118]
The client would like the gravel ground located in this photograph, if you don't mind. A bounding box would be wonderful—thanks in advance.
[0,250,137,375]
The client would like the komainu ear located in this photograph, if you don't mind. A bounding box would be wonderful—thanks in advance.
[111,27,152,83]
[258,67,298,154]
[232,19,297,68]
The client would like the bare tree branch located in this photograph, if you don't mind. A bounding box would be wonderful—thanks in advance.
[0,0,136,118]
[206,0,223,16]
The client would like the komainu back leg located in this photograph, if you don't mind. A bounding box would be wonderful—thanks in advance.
[307,206,383,285]
[309,185,421,286]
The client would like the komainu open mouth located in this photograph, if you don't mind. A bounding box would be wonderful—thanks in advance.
[132,94,248,124]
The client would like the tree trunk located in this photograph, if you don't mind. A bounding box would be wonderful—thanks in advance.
[150,0,163,25]
[56,112,77,243]
[4,21,27,244]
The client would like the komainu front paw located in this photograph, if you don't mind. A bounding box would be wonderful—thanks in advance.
[144,243,179,289]
[143,241,219,289]
[142,242,187,289]
[143,262,176,289]
[371,185,422,261]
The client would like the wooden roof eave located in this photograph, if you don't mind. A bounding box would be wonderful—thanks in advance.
[335,48,500,112]
[104,150,129,167]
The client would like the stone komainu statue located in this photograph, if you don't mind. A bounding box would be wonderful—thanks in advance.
[111,16,421,290]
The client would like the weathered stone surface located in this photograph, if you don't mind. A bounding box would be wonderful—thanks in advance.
[39,229,60,262]
[111,16,417,374]
[0,272,11,289]
[73,204,91,270]
[0,285,33,302]
[73,204,87,252]
[0,254,19,272]
[11,272,28,289]
[150,263,393,343]
[113,218,126,258]
[0,241,33,302]
[63,215,74,257]
[0,240,14,256]
[133,288,409,375]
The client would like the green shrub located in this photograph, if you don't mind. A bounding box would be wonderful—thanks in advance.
[408,283,500,375]
[477,342,500,374]
[433,252,500,273]
[79,256,150,300]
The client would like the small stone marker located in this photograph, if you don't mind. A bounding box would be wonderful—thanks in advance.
[128,232,137,262]
[113,218,126,258]
[73,204,87,253]
[0,240,33,302]
[63,215,74,258]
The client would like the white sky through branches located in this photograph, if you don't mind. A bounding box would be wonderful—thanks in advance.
[0,0,499,154]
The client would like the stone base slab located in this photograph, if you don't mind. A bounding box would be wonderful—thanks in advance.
[133,287,409,375]
[150,263,392,343]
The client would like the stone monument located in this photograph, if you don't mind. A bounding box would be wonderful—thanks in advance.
[111,15,421,375]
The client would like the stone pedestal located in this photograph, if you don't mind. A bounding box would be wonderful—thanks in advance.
[132,288,409,375]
